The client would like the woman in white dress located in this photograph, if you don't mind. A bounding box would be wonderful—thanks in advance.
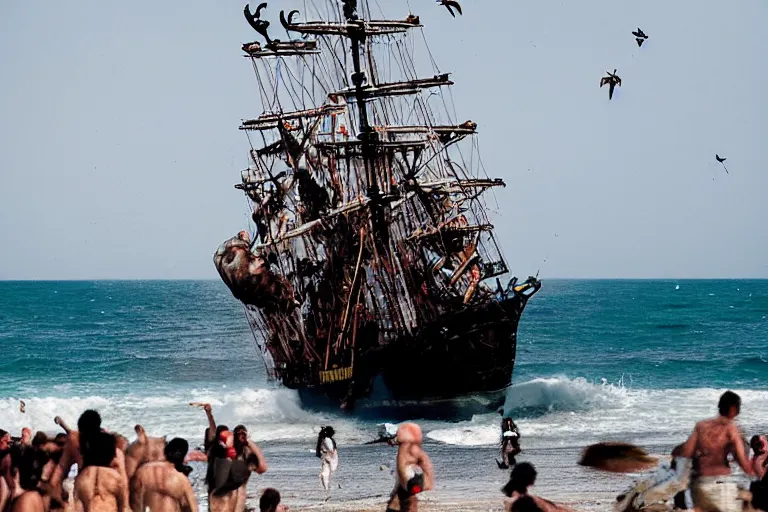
[316,426,338,491]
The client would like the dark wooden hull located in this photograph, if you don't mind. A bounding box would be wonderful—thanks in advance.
[294,289,537,418]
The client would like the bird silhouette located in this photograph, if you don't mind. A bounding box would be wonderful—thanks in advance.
[600,69,622,100]
[716,154,729,174]
[437,0,462,17]
[632,28,648,47]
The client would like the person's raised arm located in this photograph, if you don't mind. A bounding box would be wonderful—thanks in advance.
[54,416,72,435]
[47,435,77,505]
[204,404,216,446]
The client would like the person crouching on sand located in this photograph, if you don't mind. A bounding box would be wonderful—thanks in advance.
[680,390,754,512]
[385,423,434,512]
[502,462,576,512]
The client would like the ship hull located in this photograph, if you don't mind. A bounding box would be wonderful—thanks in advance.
[295,291,533,419]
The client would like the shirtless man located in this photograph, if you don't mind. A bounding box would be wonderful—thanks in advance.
[680,390,754,512]
[209,425,267,512]
[385,423,434,512]
[130,438,197,512]
[75,431,127,512]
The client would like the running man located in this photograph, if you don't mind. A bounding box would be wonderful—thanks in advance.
[680,390,754,512]
[385,423,434,512]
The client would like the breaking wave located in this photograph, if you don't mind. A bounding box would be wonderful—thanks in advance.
[0,387,368,445]
[427,376,768,448]
[3,377,767,450]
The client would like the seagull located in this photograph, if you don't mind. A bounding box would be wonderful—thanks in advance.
[716,154,729,174]
[600,69,622,100]
[437,0,462,17]
[632,28,648,47]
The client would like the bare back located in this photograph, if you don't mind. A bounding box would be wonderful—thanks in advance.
[684,417,749,477]
[75,466,125,512]
[130,462,197,512]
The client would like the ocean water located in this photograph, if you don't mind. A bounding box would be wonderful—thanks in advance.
[1,279,767,451]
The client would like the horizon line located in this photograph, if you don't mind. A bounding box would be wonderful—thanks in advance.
[1,277,767,282]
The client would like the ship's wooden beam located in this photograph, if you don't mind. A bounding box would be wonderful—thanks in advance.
[331,74,453,99]
[418,178,506,194]
[378,124,476,136]
[254,196,372,248]
[281,18,421,37]
[406,223,494,241]
[241,40,320,58]
[241,104,347,131]
[314,139,430,152]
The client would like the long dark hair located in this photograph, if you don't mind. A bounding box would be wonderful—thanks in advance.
[316,426,336,457]
[502,462,537,497]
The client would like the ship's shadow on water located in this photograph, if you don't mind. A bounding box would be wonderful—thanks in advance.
[292,372,510,421]
[297,387,507,422]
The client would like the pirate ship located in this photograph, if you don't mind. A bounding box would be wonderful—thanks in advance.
[214,0,541,411]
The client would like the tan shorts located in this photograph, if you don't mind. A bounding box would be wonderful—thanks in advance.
[691,477,742,512]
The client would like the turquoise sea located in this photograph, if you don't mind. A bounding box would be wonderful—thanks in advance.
[1,279,766,448]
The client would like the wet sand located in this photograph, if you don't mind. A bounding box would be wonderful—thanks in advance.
[189,442,677,511]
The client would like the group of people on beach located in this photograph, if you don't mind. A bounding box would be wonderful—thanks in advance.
[0,403,434,512]
[0,405,275,512]
[0,390,765,512]
[600,391,768,512]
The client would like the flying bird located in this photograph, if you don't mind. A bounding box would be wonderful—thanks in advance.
[600,69,622,100]
[716,154,729,174]
[632,27,648,47]
[437,0,462,17]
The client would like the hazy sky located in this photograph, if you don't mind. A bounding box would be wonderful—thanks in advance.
[1,0,766,280]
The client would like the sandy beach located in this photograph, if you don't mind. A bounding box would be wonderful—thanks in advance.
[189,443,683,512]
